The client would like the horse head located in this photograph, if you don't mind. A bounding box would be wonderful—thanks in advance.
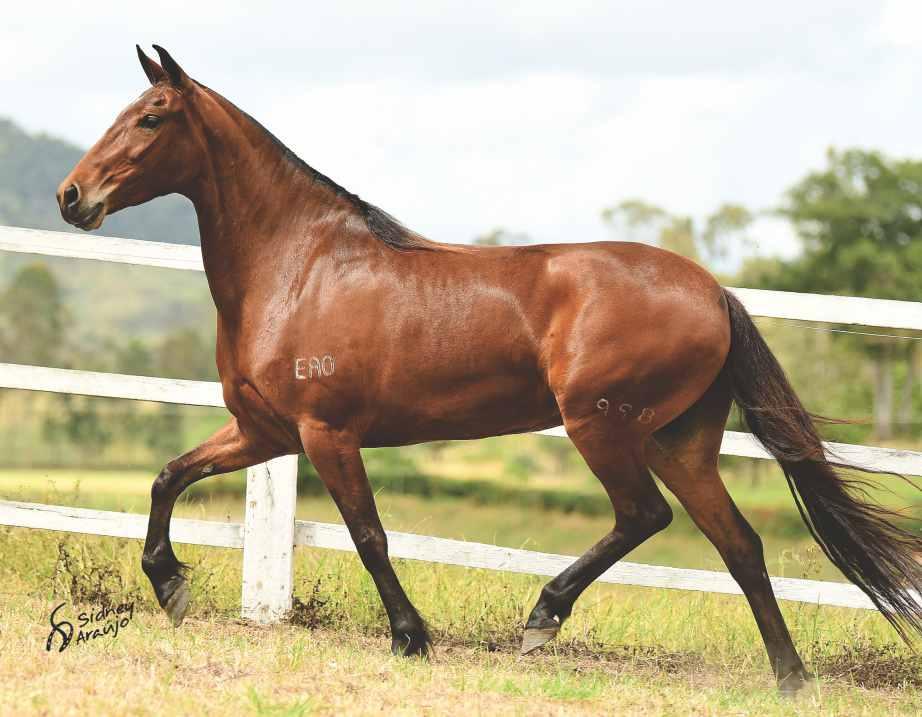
[57,46,203,230]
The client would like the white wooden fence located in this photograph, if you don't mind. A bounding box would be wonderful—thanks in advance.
[1,224,920,622]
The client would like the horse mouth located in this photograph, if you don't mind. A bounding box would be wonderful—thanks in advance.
[75,203,105,231]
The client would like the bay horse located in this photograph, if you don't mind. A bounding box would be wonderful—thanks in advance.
[57,46,921,693]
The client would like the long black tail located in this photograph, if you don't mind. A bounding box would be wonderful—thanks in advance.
[723,288,922,641]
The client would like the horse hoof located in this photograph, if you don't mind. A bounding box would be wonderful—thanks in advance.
[778,669,813,697]
[520,623,559,655]
[163,578,191,627]
[391,630,432,659]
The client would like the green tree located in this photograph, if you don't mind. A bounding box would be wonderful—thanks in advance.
[601,200,754,267]
[473,228,531,246]
[778,149,922,300]
[157,327,216,380]
[150,327,219,460]
[42,394,112,465]
[0,262,67,365]
[142,404,186,460]
[117,339,155,376]
[758,148,922,439]
[702,204,756,264]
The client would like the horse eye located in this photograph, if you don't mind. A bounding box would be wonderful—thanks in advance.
[139,114,162,129]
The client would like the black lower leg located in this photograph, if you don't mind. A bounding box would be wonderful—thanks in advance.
[667,474,810,693]
[523,507,670,653]
[304,432,430,657]
[722,535,811,692]
[141,465,194,625]
[528,526,637,623]
[522,424,672,654]
[730,574,811,693]
[351,524,431,657]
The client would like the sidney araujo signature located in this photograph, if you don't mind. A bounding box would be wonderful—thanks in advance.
[45,601,135,652]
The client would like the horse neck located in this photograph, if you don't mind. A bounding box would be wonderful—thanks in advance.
[185,91,361,317]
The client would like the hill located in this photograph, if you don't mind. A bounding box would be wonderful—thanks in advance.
[0,117,213,345]
[0,117,198,245]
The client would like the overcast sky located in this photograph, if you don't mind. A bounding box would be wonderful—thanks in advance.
[4,1,921,260]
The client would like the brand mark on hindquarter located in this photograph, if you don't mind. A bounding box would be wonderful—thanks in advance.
[597,397,655,424]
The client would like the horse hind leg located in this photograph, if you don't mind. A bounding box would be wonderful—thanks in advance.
[646,374,811,694]
[522,417,673,654]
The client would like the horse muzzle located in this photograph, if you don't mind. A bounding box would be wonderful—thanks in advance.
[56,181,107,231]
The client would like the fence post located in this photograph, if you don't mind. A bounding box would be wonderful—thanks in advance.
[241,454,299,623]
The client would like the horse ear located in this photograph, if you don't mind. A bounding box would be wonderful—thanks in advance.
[152,45,190,88]
[136,45,167,85]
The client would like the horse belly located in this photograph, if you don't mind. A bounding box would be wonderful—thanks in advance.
[362,368,561,447]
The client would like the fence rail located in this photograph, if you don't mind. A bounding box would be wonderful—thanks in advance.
[1,225,920,623]
[0,499,877,611]
[4,225,922,331]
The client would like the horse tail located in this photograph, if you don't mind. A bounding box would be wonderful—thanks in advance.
[722,288,922,641]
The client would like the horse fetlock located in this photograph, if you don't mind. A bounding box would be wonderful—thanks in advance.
[141,544,181,580]
[532,585,571,622]
[142,551,191,625]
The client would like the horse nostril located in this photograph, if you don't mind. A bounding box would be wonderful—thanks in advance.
[63,184,79,207]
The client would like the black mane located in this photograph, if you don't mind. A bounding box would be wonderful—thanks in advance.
[201,83,434,251]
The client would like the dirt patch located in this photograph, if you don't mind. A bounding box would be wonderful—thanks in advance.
[289,579,329,629]
[434,633,707,676]
[813,638,922,689]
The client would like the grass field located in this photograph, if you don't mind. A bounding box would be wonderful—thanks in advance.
[2,467,921,715]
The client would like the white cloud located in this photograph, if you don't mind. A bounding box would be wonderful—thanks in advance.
[877,0,922,48]
[4,2,920,266]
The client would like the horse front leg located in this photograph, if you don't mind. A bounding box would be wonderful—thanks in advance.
[300,423,431,656]
[142,418,281,626]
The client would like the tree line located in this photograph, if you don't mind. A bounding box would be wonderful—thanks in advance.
[0,262,217,466]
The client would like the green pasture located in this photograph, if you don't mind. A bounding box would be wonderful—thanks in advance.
[1,483,920,715]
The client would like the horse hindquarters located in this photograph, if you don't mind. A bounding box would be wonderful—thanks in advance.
[519,274,734,653]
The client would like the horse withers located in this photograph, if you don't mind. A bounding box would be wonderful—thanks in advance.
[56,46,922,694]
